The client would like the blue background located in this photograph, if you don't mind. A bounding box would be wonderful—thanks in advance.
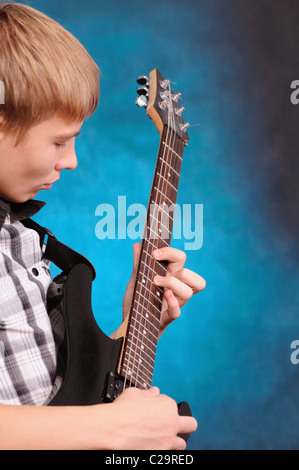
[28,0,299,449]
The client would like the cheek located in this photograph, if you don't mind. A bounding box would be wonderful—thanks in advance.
[23,149,57,179]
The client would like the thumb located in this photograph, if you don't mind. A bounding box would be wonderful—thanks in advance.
[132,242,141,272]
[128,242,141,288]
[122,243,141,318]
[149,386,160,396]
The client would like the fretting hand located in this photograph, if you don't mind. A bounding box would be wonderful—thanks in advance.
[122,243,206,337]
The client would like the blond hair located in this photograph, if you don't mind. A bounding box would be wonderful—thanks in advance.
[0,2,100,141]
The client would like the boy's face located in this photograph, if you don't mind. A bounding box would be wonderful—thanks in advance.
[0,115,83,203]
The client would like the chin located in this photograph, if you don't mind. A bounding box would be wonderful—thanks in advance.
[12,192,38,204]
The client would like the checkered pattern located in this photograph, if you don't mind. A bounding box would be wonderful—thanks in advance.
[0,202,59,406]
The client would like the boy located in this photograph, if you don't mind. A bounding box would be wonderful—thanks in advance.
[0,2,205,449]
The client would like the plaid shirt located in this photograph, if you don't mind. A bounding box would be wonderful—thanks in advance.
[0,199,59,406]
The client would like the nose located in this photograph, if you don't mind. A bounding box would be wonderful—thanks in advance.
[55,146,78,172]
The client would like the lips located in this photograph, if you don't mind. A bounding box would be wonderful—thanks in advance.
[41,179,59,189]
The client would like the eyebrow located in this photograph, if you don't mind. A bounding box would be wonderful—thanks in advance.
[53,131,81,140]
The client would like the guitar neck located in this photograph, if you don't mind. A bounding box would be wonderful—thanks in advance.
[119,125,185,389]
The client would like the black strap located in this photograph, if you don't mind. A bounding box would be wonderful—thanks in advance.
[21,218,96,280]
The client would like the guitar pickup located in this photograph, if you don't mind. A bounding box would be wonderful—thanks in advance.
[103,371,133,402]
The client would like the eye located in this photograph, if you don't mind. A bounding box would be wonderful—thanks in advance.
[55,142,66,149]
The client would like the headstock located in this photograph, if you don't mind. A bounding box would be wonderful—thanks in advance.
[136,68,190,143]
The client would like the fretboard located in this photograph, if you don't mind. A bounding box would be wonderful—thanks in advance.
[119,125,185,389]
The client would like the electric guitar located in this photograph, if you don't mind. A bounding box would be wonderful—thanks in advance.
[48,68,192,441]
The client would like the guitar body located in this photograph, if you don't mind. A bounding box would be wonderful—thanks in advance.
[49,263,123,406]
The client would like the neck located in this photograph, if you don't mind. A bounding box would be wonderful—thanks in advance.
[119,125,185,389]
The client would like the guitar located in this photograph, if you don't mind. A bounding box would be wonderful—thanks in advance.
[48,68,192,441]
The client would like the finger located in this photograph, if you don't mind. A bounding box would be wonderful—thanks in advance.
[163,289,181,320]
[179,416,198,435]
[154,275,193,302]
[152,247,186,273]
[174,268,206,294]
[171,436,187,451]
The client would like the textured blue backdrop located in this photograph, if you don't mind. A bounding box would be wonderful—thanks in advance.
[27,0,299,449]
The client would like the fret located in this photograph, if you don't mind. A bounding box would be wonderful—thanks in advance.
[157,172,179,193]
[134,294,161,320]
[123,351,154,376]
[123,354,154,378]
[153,187,175,207]
[123,357,154,381]
[148,213,171,237]
[124,348,155,371]
[125,332,156,360]
[141,259,167,274]
[132,309,159,338]
[136,280,163,305]
[162,141,183,161]
[122,362,152,388]
[125,341,156,365]
[137,281,162,303]
[124,342,156,370]
[159,157,180,178]
[129,318,159,345]
[132,302,160,331]
[138,270,154,286]
[145,233,170,249]
[151,201,174,221]
[143,228,172,245]
[128,325,157,352]
[128,323,158,351]
[141,244,167,264]
[150,203,175,224]
[150,200,176,219]
[137,271,164,295]
[122,361,153,388]
[123,348,155,372]
[135,294,162,315]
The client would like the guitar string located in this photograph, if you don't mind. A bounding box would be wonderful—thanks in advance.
[132,112,184,390]
[122,132,172,390]
[126,87,181,390]
[130,130,172,390]
[130,86,178,389]
[122,84,184,391]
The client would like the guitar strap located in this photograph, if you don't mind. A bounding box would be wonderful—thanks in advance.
[20,218,97,402]
[21,218,96,280]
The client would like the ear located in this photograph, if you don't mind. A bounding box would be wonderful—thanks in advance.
[0,116,12,145]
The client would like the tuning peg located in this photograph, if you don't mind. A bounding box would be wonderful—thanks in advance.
[175,106,185,116]
[180,122,190,132]
[136,95,148,108]
[172,92,182,102]
[137,75,149,86]
[160,79,170,89]
[137,86,149,97]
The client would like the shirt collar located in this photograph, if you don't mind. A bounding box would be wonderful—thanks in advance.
[0,198,46,230]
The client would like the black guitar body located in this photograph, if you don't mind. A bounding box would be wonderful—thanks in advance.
[48,263,192,443]
[48,263,123,406]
